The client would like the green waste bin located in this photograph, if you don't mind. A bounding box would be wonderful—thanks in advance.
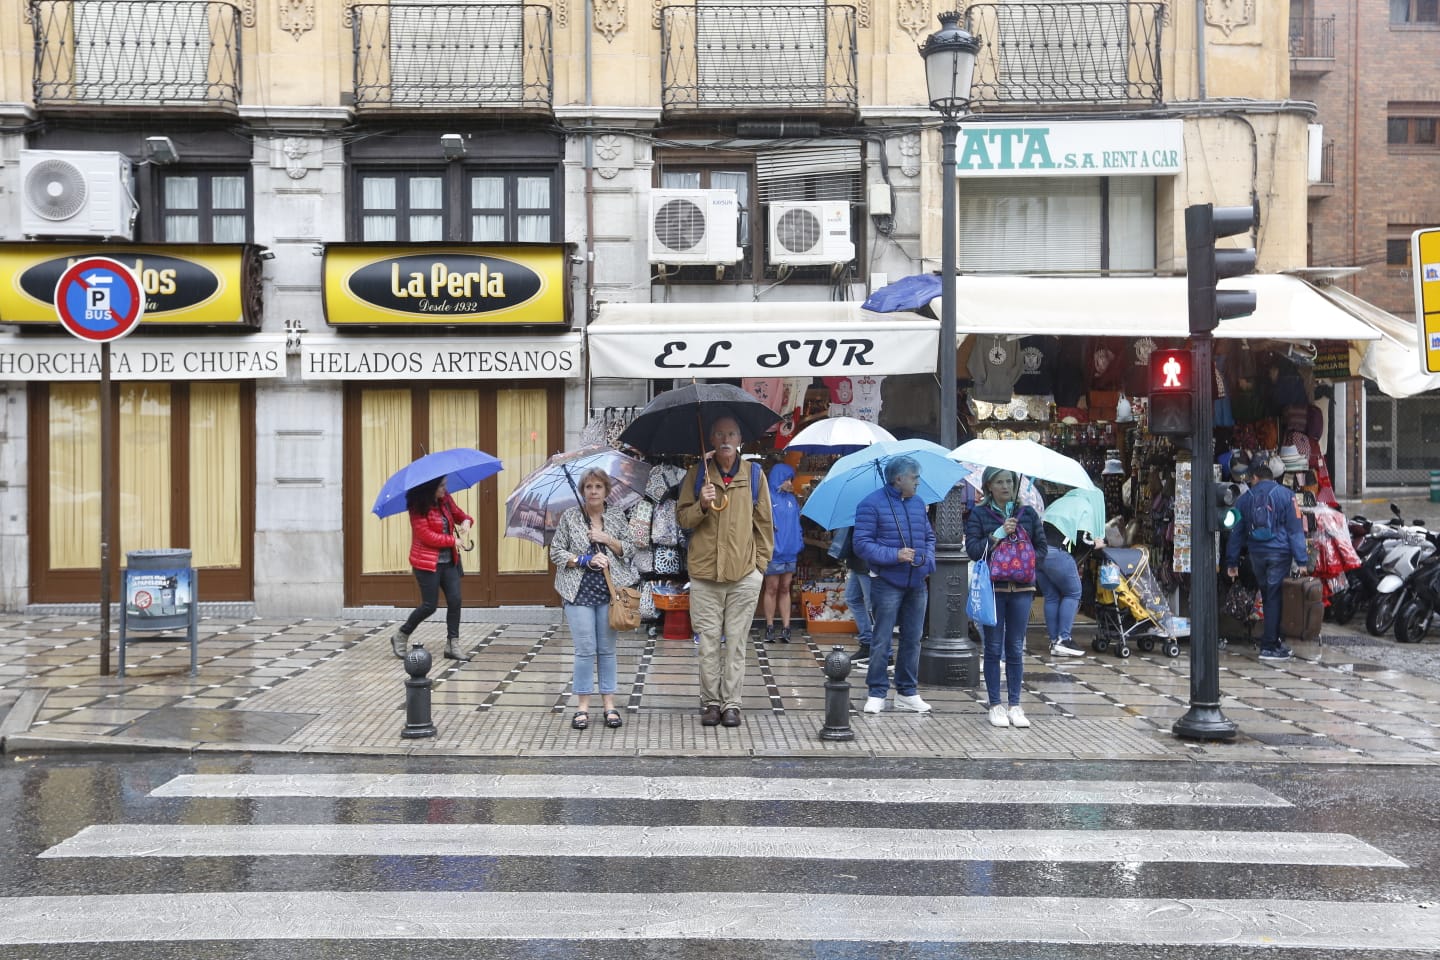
[1431,470,1440,504]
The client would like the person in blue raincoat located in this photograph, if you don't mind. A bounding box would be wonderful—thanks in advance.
[760,463,803,643]
[853,455,937,715]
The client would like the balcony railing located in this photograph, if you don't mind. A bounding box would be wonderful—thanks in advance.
[1314,139,1335,185]
[1289,15,1335,59]
[352,3,552,112]
[964,2,1163,107]
[660,4,858,113]
[30,0,241,109]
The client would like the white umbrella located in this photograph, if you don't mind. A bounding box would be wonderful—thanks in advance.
[784,416,896,454]
[948,438,1098,491]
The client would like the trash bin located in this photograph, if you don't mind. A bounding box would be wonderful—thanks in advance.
[123,549,194,631]
[1432,470,1440,504]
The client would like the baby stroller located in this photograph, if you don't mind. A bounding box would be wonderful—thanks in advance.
[1092,546,1183,659]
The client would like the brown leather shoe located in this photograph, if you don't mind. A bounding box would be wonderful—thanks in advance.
[721,707,741,727]
[701,704,722,726]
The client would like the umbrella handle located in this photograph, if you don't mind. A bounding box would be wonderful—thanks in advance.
[701,459,731,513]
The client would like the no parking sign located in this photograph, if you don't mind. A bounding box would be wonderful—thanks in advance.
[53,256,145,342]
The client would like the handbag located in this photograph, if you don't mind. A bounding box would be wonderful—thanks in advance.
[602,564,642,631]
[989,523,1037,584]
[650,500,680,546]
[653,545,682,576]
[967,556,997,627]
[1223,581,1258,623]
[627,499,654,548]
[638,581,657,620]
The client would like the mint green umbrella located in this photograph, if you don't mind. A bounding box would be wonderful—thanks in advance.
[1040,487,1108,547]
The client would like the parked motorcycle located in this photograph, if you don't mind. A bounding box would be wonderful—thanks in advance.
[1366,515,1435,638]
[1395,547,1440,644]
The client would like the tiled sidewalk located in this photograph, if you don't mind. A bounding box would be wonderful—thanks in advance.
[2,611,1440,763]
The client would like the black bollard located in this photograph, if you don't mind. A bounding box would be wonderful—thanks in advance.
[401,642,437,739]
[818,645,855,742]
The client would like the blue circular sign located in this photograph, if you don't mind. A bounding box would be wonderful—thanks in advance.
[53,257,145,343]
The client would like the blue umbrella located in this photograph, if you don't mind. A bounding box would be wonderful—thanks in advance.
[861,273,942,313]
[1039,487,1108,546]
[371,448,503,519]
[800,439,967,530]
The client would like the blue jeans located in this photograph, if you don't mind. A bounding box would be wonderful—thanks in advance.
[983,589,1033,707]
[402,561,462,639]
[563,602,617,695]
[867,577,927,698]
[846,569,873,644]
[1035,549,1081,644]
[1249,551,1290,649]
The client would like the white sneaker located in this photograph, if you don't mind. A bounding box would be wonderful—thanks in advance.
[1050,640,1085,657]
[894,693,931,713]
[863,696,886,714]
[988,704,1010,727]
[1007,705,1031,728]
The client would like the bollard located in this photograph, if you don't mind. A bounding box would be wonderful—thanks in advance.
[401,642,437,739]
[818,645,855,742]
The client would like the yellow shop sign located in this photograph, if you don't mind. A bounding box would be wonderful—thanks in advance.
[0,243,260,326]
[323,244,571,327]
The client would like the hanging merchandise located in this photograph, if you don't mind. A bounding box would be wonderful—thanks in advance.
[968,334,1024,403]
[1013,335,1059,396]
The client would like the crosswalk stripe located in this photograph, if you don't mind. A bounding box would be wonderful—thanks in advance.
[41,824,1404,866]
[0,893,1434,948]
[150,774,1290,807]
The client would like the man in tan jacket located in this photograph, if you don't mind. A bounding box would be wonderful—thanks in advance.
[677,416,774,728]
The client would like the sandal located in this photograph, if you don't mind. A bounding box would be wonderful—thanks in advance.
[604,709,623,729]
[571,711,589,730]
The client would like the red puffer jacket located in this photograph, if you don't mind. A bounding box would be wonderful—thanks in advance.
[408,494,473,572]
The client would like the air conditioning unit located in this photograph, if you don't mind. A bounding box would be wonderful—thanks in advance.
[20,149,137,240]
[767,201,854,266]
[649,189,743,265]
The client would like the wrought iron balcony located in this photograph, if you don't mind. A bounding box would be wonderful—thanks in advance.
[964,2,1163,108]
[352,3,552,113]
[1289,15,1335,60]
[659,4,858,114]
[30,0,241,110]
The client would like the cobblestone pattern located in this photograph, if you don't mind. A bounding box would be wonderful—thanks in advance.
[4,613,1440,764]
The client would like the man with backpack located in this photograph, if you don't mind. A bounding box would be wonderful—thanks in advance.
[1225,453,1309,662]
[677,416,774,728]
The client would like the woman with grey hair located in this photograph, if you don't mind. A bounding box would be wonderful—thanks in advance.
[965,467,1047,729]
[852,455,937,715]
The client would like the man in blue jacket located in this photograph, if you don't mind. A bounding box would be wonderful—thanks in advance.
[853,455,937,715]
[1225,454,1309,662]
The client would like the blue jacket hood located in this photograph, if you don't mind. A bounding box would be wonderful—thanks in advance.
[768,463,796,492]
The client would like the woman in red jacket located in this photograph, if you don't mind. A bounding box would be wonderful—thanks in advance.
[389,476,473,661]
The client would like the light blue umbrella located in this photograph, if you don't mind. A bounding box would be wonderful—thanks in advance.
[1040,487,1108,546]
[800,438,967,530]
[371,448,503,519]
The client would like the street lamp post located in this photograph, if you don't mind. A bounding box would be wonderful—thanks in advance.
[918,12,982,689]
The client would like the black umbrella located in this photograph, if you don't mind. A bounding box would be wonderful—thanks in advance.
[618,383,782,457]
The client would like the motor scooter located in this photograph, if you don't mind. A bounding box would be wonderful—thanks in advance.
[1395,537,1440,643]
[1367,516,1434,637]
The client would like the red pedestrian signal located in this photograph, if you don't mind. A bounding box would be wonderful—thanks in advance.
[1149,349,1191,394]
[1148,348,1193,435]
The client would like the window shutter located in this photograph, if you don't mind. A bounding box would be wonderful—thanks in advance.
[958,177,1102,273]
[75,1,211,100]
[755,143,863,203]
[390,0,523,104]
[696,0,826,107]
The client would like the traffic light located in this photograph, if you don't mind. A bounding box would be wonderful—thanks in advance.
[1214,481,1242,534]
[1186,202,1258,335]
[1148,347,1192,436]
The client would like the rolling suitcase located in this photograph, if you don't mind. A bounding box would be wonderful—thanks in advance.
[1280,576,1323,643]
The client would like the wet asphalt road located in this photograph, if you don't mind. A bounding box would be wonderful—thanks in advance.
[1,752,1439,959]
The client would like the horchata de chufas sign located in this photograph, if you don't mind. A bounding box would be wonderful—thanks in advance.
[322,243,572,327]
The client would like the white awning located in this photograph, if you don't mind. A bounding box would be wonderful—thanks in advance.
[587,302,939,378]
[1309,283,1440,398]
[929,275,1384,342]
